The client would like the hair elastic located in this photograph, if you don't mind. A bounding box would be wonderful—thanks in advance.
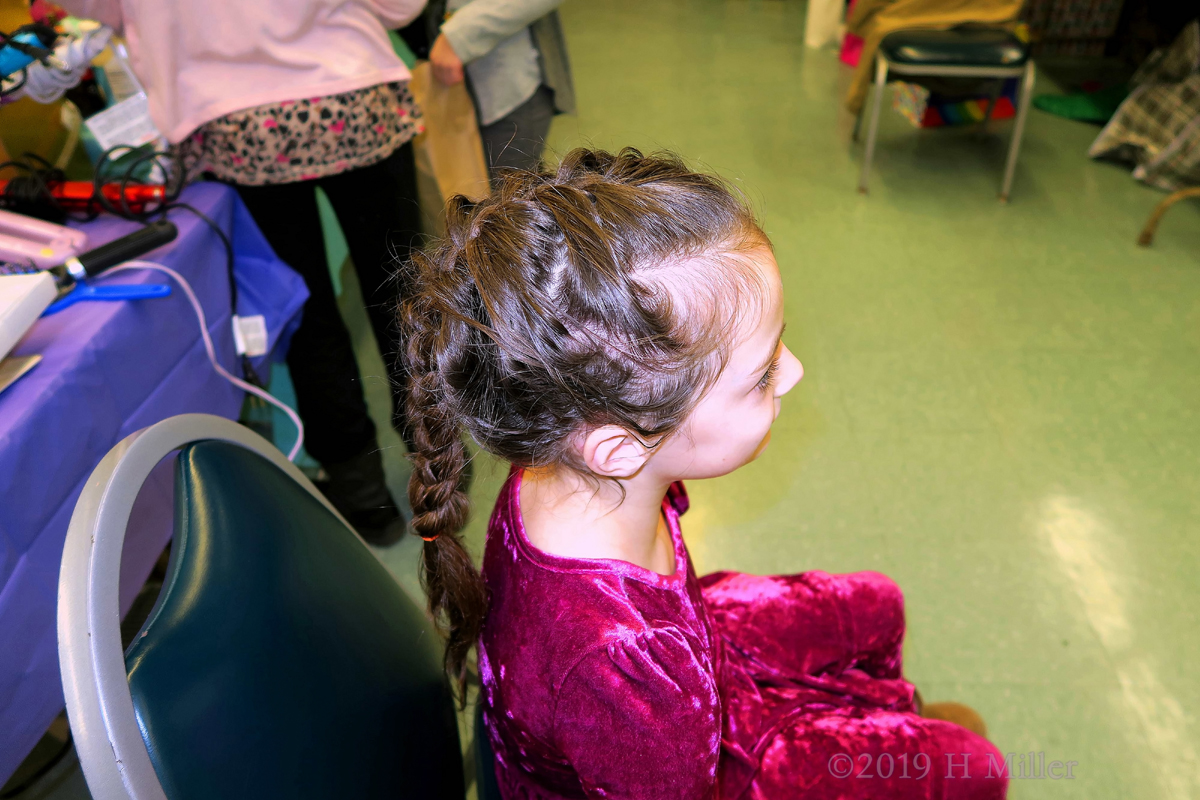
[420,534,440,542]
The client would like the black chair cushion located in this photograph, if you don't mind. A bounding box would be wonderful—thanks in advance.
[880,28,1028,68]
[124,441,464,800]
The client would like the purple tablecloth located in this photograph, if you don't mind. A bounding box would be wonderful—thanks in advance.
[0,182,308,781]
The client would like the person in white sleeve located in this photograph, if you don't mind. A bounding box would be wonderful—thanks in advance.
[427,0,575,177]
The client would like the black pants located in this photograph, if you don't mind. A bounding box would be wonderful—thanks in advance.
[479,84,556,178]
[234,143,421,466]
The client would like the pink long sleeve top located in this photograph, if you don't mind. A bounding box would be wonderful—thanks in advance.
[57,0,426,142]
[478,469,1008,800]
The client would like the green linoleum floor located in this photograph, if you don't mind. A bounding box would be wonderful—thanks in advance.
[352,2,1200,797]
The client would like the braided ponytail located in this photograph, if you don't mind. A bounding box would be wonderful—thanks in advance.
[401,252,486,700]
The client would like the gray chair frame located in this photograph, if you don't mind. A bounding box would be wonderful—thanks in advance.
[854,53,1036,202]
[56,414,360,800]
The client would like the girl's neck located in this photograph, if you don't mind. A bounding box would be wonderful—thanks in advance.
[519,466,677,576]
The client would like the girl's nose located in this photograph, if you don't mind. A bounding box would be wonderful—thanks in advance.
[775,344,803,396]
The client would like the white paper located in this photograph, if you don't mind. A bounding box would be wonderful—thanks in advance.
[84,92,161,152]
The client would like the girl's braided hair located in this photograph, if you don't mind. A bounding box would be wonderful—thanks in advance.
[400,147,768,696]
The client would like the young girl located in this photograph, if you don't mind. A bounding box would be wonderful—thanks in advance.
[401,149,1007,800]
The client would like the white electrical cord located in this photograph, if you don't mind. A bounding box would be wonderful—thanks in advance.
[113,260,305,461]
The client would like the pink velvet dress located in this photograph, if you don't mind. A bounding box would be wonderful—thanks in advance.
[478,470,1007,800]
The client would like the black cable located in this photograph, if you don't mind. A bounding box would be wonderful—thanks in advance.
[19,151,62,174]
[161,199,261,386]
[92,144,182,219]
[0,23,58,58]
[92,144,137,217]
[0,23,59,99]
[87,149,244,346]
[0,157,67,220]
[162,202,234,303]
[2,146,178,223]
[0,67,28,98]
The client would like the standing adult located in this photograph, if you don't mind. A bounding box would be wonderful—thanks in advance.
[61,0,429,545]
[427,0,575,176]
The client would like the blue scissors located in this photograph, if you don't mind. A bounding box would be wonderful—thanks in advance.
[44,282,172,315]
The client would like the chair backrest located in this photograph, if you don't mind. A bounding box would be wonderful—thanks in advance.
[58,414,464,800]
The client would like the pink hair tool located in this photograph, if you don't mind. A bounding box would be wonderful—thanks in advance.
[0,208,88,268]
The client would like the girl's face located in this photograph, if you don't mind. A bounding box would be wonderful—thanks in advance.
[649,248,803,481]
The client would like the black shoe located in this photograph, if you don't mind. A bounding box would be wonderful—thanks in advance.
[315,440,408,547]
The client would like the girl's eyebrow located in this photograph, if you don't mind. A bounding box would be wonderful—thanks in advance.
[753,323,787,374]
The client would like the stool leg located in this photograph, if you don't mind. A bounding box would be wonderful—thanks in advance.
[858,56,888,195]
[852,107,864,142]
[1000,61,1035,203]
[978,79,1002,137]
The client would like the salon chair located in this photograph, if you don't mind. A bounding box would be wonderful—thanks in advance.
[56,413,495,800]
[854,27,1036,202]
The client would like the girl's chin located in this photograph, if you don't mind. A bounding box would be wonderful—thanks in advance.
[676,431,775,480]
[749,429,772,461]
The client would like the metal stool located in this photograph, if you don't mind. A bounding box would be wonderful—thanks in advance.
[855,28,1036,202]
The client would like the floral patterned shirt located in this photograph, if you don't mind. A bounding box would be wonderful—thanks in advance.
[184,81,424,186]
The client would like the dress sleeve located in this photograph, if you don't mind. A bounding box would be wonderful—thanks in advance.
[699,570,913,708]
[552,628,721,800]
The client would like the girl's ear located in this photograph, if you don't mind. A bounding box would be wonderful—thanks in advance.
[581,426,652,478]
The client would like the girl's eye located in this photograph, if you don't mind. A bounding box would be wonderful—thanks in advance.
[757,358,780,392]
